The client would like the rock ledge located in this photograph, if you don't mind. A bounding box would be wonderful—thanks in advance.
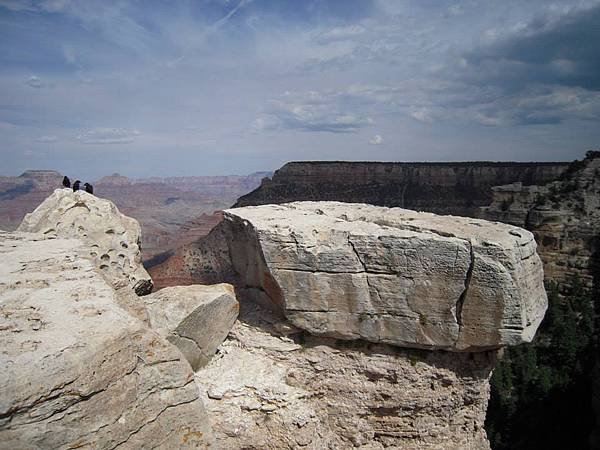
[224,201,548,351]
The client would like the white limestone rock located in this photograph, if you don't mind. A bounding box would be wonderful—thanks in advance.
[195,303,493,449]
[223,201,548,351]
[0,231,214,449]
[144,284,239,370]
[17,188,151,291]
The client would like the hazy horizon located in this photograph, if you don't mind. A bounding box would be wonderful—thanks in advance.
[1,0,599,179]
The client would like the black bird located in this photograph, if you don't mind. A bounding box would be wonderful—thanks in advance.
[72,180,81,192]
[83,182,94,195]
[62,176,71,188]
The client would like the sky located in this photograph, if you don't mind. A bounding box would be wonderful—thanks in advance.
[1,0,599,178]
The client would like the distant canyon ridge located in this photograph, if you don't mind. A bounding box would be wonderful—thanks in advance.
[235,161,569,215]
[0,170,270,264]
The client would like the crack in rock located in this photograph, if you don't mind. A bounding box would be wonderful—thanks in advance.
[455,240,475,331]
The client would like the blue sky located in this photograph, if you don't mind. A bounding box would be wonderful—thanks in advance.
[1,0,599,178]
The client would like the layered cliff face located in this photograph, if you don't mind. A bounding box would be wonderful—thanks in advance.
[196,302,495,450]
[235,161,568,217]
[482,151,600,290]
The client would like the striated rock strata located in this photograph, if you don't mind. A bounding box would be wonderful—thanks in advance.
[235,161,568,216]
[18,188,152,292]
[0,232,214,449]
[195,302,494,450]
[222,202,547,351]
[482,151,600,290]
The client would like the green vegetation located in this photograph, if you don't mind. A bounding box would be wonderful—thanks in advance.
[486,275,598,449]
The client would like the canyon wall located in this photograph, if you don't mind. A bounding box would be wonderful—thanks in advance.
[482,151,600,290]
[235,161,569,217]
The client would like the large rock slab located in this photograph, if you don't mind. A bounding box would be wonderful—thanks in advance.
[144,284,239,370]
[17,188,151,292]
[0,231,213,449]
[223,201,548,351]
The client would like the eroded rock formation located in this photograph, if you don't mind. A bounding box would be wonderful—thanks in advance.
[17,188,152,292]
[0,232,214,449]
[221,202,547,351]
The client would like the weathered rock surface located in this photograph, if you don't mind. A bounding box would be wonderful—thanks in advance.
[223,202,548,351]
[196,302,493,449]
[17,188,151,292]
[144,284,239,370]
[0,231,214,449]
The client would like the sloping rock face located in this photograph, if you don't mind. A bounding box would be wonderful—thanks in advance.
[0,231,214,449]
[147,213,237,290]
[223,202,547,351]
[144,284,239,370]
[195,302,493,450]
[17,188,151,291]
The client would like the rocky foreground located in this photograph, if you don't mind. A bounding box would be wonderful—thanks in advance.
[0,190,548,449]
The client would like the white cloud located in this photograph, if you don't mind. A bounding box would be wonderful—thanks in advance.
[259,90,375,133]
[369,134,383,145]
[25,75,43,88]
[77,128,140,145]
[36,135,58,143]
[410,108,434,124]
[315,25,366,44]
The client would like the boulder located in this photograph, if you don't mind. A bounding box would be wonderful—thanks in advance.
[17,188,151,292]
[0,231,214,448]
[223,201,548,351]
[144,284,239,370]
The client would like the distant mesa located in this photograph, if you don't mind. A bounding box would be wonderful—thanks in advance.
[96,173,132,186]
[234,160,570,216]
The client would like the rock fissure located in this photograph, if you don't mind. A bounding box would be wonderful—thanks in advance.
[105,396,201,450]
[456,240,475,332]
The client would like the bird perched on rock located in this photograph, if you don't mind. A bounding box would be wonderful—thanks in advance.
[72,180,81,191]
[62,176,71,188]
[83,182,94,194]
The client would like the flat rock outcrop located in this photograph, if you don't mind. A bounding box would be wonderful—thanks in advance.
[144,284,239,370]
[0,231,214,448]
[17,188,152,292]
[195,302,493,449]
[223,202,548,351]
